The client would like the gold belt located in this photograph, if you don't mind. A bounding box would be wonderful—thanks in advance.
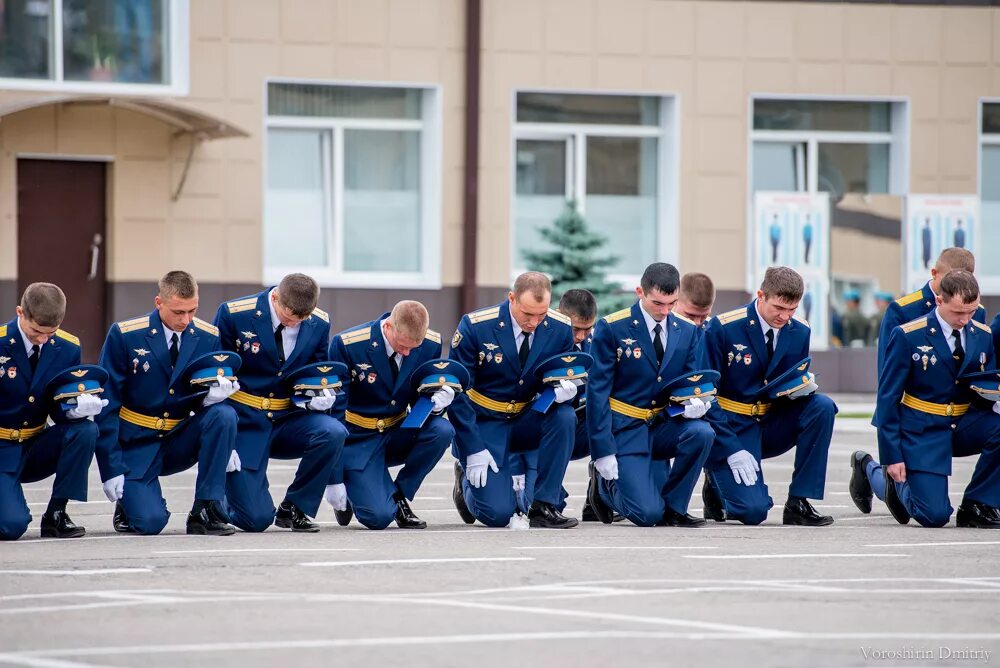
[0,424,45,442]
[467,389,529,415]
[717,396,772,417]
[609,397,664,421]
[230,390,291,411]
[345,410,407,432]
[901,392,969,417]
[120,407,182,432]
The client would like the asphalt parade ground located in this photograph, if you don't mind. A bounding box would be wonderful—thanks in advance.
[1,415,998,667]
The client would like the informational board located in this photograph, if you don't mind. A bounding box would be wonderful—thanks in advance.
[904,195,979,293]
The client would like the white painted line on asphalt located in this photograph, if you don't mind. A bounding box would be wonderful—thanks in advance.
[513,545,718,551]
[1,534,203,545]
[865,541,1000,548]
[153,548,362,555]
[300,557,535,567]
[683,553,909,560]
[0,568,152,575]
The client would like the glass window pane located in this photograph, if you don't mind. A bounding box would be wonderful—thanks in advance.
[982,103,1000,135]
[817,143,889,197]
[980,145,1000,276]
[343,129,421,272]
[517,93,659,126]
[753,142,804,192]
[754,100,891,133]
[265,129,329,267]
[0,0,52,79]
[585,136,658,273]
[62,0,166,83]
[268,83,422,120]
[514,139,569,266]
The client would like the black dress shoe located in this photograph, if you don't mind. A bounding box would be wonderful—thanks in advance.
[658,507,707,528]
[40,510,86,539]
[527,501,579,529]
[394,496,427,529]
[849,450,874,514]
[782,497,834,526]
[274,503,320,532]
[702,473,726,522]
[187,503,236,536]
[581,499,598,522]
[334,500,354,527]
[113,501,132,533]
[956,501,1000,529]
[452,461,475,525]
[883,468,910,525]
[587,461,614,524]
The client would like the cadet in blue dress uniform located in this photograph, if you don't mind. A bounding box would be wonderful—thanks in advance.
[324,301,455,530]
[449,272,579,528]
[701,267,837,526]
[676,272,715,328]
[0,283,102,540]
[850,271,1000,528]
[586,263,715,527]
[96,272,238,536]
[215,273,347,533]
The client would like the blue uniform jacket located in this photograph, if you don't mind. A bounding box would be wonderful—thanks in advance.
[95,311,221,481]
[876,311,994,475]
[448,302,574,461]
[703,301,811,459]
[991,313,1000,361]
[587,302,703,460]
[214,290,331,470]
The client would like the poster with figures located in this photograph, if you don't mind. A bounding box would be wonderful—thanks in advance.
[904,195,979,293]
[752,192,831,350]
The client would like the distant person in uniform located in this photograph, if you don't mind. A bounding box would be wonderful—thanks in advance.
[769,214,781,264]
[802,214,814,265]
[868,291,893,347]
[840,290,869,347]
[954,219,966,249]
[922,218,933,269]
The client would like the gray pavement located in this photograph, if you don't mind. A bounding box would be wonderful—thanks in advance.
[1,417,998,667]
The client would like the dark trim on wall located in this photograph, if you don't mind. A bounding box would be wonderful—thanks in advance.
[741,0,1000,5]
[461,0,482,321]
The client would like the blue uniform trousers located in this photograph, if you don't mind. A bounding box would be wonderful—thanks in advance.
[510,411,589,513]
[595,417,714,527]
[0,421,98,540]
[121,403,236,535]
[706,393,836,525]
[226,411,346,532]
[343,416,453,530]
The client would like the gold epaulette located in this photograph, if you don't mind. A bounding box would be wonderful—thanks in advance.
[425,329,441,344]
[468,306,500,324]
[672,312,695,326]
[226,296,258,314]
[117,316,149,333]
[717,308,748,325]
[546,309,571,326]
[54,329,80,346]
[972,320,992,334]
[0,325,7,338]
[900,316,928,333]
[895,290,923,307]
[792,315,810,328]
[603,308,631,324]
[340,328,371,345]
[192,318,218,336]
[312,307,329,323]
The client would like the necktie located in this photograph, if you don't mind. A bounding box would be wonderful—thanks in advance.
[952,330,965,363]
[575,343,583,352]
[28,344,40,372]
[518,333,530,366]
[169,333,179,368]
[652,323,664,366]
[765,329,775,360]
[389,352,399,380]
[274,324,285,364]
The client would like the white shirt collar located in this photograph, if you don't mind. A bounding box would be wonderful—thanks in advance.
[163,324,184,350]
[16,317,38,356]
[934,309,965,351]
[379,319,396,359]
[268,288,300,333]
[511,316,531,345]
[638,302,667,349]
[754,300,780,343]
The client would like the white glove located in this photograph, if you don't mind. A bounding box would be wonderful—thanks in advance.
[553,379,578,404]
[324,483,348,512]
[682,396,711,419]
[594,454,619,481]
[102,474,125,503]
[993,401,1000,416]
[66,393,108,420]
[431,385,456,412]
[788,373,818,399]
[204,376,240,407]
[308,389,336,411]
[512,474,526,492]
[466,449,499,488]
[727,449,760,486]
[226,449,241,473]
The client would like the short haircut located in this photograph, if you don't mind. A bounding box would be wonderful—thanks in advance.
[760,266,804,302]
[277,273,319,317]
[640,262,680,295]
[939,270,980,305]
[679,272,715,309]
[158,270,198,301]
[389,300,429,341]
[936,247,976,274]
[558,289,597,322]
[20,282,66,328]
[512,272,551,302]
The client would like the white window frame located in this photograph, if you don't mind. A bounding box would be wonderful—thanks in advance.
[0,0,189,96]
[263,78,442,289]
[977,97,1000,296]
[745,94,910,291]
[510,88,680,288]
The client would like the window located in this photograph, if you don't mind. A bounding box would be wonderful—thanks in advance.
[979,102,1000,291]
[513,91,678,281]
[264,81,442,288]
[0,0,187,93]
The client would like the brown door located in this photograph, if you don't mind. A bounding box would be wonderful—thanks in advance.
[17,159,107,363]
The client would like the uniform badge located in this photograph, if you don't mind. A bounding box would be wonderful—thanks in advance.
[478,351,486,364]
[981,352,987,372]
[367,372,377,384]
[743,354,751,366]
[499,321,505,328]
[616,347,623,362]
[132,358,139,374]
[484,343,499,351]
[633,347,641,359]
[243,341,251,351]
[7,366,15,379]
[142,361,150,373]
[735,353,742,364]
[251,342,260,354]
[357,363,371,371]
[929,328,936,335]
[242,331,256,340]
[912,353,920,361]
[921,354,929,371]
[133,348,150,357]
[0,356,8,365]
[624,347,632,358]
[621,338,636,347]
[358,371,366,382]
[486,353,493,363]
[733,344,747,352]
[632,320,639,326]
[452,331,463,348]
[727,352,735,366]
[930,355,937,366]
[495,353,503,364]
